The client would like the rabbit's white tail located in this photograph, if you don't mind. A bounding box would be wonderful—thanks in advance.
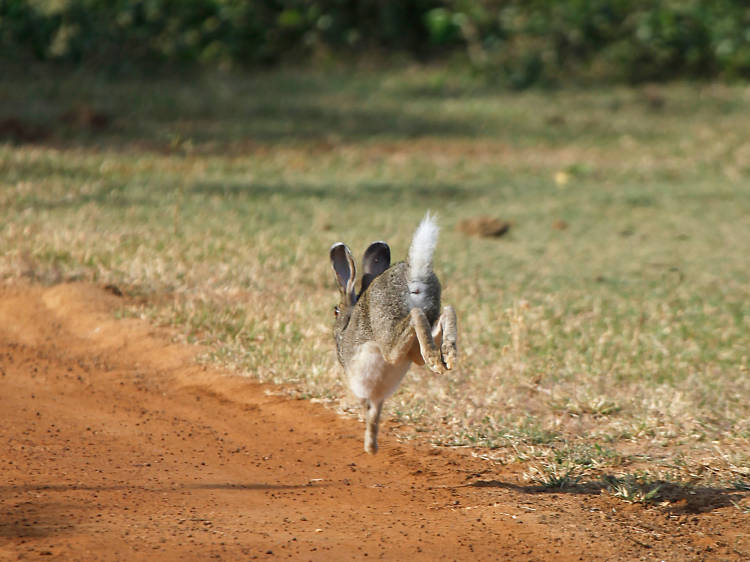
[408,212,439,284]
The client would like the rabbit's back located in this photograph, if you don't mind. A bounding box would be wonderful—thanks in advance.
[362,262,441,347]
[338,261,441,366]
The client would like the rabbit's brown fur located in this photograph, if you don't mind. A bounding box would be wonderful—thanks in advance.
[330,214,457,453]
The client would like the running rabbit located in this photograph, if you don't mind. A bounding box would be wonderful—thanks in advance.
[329,213,457,454]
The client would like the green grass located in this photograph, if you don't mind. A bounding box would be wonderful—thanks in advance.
[602,473,666,505]
[1,67,749,484]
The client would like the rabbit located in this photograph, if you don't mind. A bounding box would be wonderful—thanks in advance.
[329,213,457,454]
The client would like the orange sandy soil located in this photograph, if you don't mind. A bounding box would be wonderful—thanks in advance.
[0,283,747,561]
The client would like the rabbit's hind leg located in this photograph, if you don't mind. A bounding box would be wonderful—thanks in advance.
[432,305,458,370]
[383,308,444,373]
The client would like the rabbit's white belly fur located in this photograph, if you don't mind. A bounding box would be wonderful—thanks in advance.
[347,341,411,402]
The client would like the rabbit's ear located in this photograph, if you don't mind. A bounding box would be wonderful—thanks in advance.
[330,243,357,305]
[360,241,390,296]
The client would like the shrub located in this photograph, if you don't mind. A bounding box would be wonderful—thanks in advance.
[2,0,749,84]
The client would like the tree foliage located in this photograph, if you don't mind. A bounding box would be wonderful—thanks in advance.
[2,0,750,84]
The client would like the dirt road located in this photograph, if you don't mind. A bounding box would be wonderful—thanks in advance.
[0,283,747,560]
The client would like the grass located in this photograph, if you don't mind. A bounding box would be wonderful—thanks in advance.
[603,473,665,505]
[1,66,749,487]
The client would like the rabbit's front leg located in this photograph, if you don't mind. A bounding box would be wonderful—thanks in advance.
[432,305,458,370]
[362,398,384,454]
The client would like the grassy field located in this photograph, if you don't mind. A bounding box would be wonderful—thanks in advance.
[1,67,749,497]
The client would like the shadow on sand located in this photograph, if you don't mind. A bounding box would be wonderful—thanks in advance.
[468,476,747,514]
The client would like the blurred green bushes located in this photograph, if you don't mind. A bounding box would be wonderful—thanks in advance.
[430,0,750,87]
[2,0,750,85]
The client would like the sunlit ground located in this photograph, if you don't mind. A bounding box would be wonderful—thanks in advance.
[2,68,749,490]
